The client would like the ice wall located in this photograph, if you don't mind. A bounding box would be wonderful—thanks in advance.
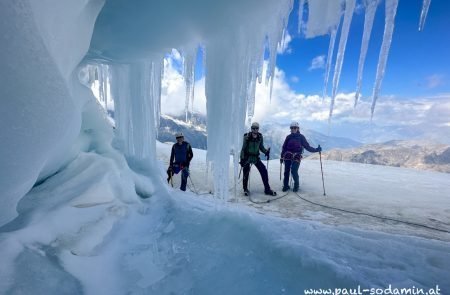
[0,0,104,226]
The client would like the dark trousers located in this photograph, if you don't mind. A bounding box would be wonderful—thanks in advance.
[243,160,270,191]
[180,168,189,191]
[283,160,300,190]
[167,166,190,191]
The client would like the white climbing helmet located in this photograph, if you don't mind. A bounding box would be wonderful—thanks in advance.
[251,122,259,129]
[290,121,299,128]
[175,132,184,138]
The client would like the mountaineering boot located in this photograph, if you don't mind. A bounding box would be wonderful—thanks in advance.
[282,186,290,192]
[244,189,250,196]
[293,187,299,193]
[264,189,276,196]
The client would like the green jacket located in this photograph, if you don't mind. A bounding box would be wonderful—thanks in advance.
[240,132,269,164]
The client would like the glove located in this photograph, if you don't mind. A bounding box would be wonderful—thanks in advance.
[239,159,245,167]
[280,159,283,164]
[317,145,322,153]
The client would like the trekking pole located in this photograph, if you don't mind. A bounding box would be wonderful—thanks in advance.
[248,164,252,191]
[188,175,198,194]
[319,151,326,196]
[279,160,282,180]
[238,166,242,179]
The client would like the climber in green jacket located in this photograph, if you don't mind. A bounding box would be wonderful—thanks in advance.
[240,122,276,196]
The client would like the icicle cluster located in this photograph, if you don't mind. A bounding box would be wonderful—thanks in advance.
[204,0,294,199]
[329,0,356,121]
[307,0,343,101]
[110,61,163,161]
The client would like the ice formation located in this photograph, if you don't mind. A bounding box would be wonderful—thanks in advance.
[308,0,343,101]
[298,0,306,34]
[182,46,197,122]
[354,0,379,107]
[329,0,356,121]
[419,0,432,31]
[0,0,431,221]
[323,28,339,101]
[370,0,399,118]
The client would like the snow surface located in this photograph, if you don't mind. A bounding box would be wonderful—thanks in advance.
[1,142,449,294]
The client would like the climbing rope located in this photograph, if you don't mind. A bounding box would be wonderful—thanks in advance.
[248,191,290,204]
[294,192,450,234]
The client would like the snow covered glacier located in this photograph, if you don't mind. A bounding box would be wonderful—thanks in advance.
[1,0,448,294]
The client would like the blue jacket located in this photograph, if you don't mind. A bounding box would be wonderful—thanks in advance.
[170,141,193,167]
[281,132,318,161]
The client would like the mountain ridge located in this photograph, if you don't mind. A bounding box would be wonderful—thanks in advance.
[307,140,450,173]
[158,114,362,158]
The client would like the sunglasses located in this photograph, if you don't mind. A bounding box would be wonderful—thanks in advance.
[176,136,183,139]
[251,127,259,130]
[290,127,298,129]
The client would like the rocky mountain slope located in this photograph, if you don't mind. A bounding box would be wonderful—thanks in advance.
[308,140,450,173]
[158,114,207,149]
[158,114,362,158]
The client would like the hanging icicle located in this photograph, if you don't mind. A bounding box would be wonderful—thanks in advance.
[322,28,338,101]
[370,0,399,119]
[418,0,431,31]
[182,46,197,122]
[329,0,356,121]
[298,0,305,34]
[354,0,379,107]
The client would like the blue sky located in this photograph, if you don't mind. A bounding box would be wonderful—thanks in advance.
[162,0,450,144]
[278,0,450,98]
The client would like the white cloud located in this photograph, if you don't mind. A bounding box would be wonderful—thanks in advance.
[251,64,450,143]
[309,55,326,71]
[290,76,300,83]
[161,54,206,116]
